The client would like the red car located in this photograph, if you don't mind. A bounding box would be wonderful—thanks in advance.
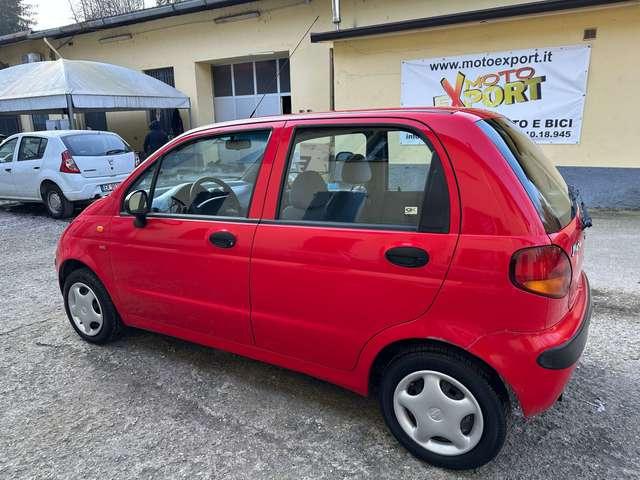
[55,108,591,470]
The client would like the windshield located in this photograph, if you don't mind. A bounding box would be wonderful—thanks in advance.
[479,118,574,233]
[62,133,131,157]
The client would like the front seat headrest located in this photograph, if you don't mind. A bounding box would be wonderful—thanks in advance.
[342,154,372,184]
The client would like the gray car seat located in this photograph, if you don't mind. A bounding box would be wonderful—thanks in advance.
[281,171,328,220]
[308,154,372,223]
[342,153,372,187]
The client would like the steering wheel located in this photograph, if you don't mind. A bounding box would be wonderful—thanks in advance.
[189,176,242,215]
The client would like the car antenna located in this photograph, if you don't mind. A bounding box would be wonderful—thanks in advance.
[249,15,320,119]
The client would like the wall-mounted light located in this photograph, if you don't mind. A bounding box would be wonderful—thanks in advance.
[214,11,260,24]
[99,33,133,44]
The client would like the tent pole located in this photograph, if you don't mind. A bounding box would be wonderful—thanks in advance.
[66,94,76,129]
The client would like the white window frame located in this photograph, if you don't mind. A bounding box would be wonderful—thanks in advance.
[212,58,291,122]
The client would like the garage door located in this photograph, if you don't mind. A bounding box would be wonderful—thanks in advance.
[0,115,20,136]
[212,59,291,122]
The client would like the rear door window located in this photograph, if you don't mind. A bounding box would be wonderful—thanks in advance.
[62,134,131,157]
[18,136,48,161]
[479,118,573,233]
[278,126,449,232]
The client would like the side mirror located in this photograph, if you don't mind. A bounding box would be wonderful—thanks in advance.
[124,189,149,228]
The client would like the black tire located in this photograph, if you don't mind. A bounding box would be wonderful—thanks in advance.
[379,349,507,470]
[43,183,74,219]
[63,268,123,344]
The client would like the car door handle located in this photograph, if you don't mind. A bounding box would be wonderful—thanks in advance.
[4,168,10,172]
[209,231,236,249]
[33,166,40,170]
[385,246,429,268]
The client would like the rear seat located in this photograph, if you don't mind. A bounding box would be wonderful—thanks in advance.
[302,154,371,222]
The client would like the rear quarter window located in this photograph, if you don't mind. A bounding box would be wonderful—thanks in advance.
[62,134,131,157]
[479,118,574,233]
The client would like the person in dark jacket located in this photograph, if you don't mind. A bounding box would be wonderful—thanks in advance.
[143,120,169,156]
[171,109,184,137]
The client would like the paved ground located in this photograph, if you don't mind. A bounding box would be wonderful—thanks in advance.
[0,202,638,480]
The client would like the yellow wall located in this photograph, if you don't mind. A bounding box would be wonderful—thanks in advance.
[337,0,517,27]
[0,1,638,168]
[0,0,334,150]
[333,4,640,168]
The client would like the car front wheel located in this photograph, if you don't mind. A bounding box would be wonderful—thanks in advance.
[63,268,123,344]
[379,350,507,470]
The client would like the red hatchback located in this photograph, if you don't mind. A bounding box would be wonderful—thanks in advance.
[56,108,591,469]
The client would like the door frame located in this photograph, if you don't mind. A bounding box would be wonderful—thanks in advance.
[0,135,20,198]
[259,116,461,233]
[118,121,285,222]
[12,134,47,200]
[108,120,286,344]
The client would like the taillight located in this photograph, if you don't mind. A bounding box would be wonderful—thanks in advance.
[60,150,81,174]
[510,245,572,298]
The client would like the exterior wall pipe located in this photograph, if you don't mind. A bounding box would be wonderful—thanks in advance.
[332,0,341,30]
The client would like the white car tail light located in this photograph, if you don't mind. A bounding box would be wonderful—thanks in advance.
[60,150,81,174]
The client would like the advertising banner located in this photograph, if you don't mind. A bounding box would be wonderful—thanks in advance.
[401,45,591,144]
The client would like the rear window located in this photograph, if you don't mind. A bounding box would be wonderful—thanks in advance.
[479,118,573,233]
[62,133,131,157]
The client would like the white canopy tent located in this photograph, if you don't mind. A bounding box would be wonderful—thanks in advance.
[0,59,191,128]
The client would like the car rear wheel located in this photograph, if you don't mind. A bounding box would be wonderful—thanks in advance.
[43,184,74,219]
[379,350,507,470]
[63,268,123,344]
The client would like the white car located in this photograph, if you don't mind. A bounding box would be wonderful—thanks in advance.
[0,130,138,218]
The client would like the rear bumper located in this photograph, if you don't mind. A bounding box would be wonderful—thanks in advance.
[61,173,130,201]
[469,272,591,417]
[537,276,592,369]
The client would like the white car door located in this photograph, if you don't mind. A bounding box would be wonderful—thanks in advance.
[0,137,19,197]
[11,135,48,200]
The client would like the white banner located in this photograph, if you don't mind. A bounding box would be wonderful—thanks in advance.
[401,45,591,144]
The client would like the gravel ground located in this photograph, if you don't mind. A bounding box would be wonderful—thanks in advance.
[0,202,639,480]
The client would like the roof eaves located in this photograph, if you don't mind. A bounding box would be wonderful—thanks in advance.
[310,0,632,43]
[0,0,257,45]
[0,30,31,47]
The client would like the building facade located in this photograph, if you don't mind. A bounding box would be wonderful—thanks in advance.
[0,0,638,207]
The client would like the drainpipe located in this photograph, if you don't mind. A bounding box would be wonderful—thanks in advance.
[329,48,335,110]
[331,0,341,30]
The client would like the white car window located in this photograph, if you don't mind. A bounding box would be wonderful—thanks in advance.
[18,137,48,162]
[62,133,130,157]
[0,138,18,163]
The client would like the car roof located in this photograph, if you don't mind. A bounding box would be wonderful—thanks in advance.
[187,106,500,135]
[17,130,121,138]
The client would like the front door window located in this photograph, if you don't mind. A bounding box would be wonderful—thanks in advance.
[0,138,18,163]
[127,130,271,218]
